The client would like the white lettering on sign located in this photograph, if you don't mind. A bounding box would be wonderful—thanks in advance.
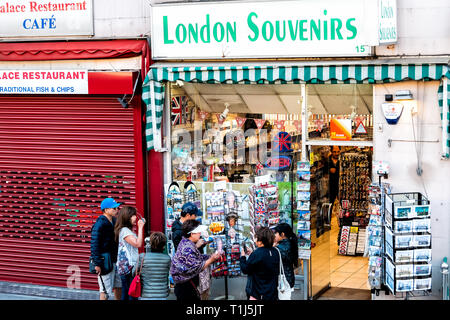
[0,0,93,37]
[0,70,88,94]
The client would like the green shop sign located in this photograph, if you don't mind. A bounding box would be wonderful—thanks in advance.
[151,0,389,59]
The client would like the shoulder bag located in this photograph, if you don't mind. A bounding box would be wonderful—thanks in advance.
[128,253,145,298]
[274,247,293,300]
[89,252,113,275]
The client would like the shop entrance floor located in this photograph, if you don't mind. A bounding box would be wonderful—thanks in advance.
[317,287,371,300]
[330,216,371,290]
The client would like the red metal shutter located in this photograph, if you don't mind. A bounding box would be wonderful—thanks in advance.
[0,96,141,290]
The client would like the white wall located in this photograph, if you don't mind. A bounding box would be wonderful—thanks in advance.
[376,0,450,56]
[93,0,151,38]
[374,80,450,298]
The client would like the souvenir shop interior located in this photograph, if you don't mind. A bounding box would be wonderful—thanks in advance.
[165,81,375,299]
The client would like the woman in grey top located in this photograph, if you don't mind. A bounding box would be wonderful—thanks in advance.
[136,232,171,300]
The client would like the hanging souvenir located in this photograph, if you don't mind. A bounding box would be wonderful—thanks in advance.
[272,131,293,153]
[274,120,285,131]
[293,119,302,132]
[171,96,189,125]
[254,119,266,130]
[235,117,247,128]
[198,110,209,121]
[216,113,226,125]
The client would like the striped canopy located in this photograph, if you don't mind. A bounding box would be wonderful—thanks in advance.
[142,63,450,155]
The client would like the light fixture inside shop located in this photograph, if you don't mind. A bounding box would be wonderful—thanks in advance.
[175,79,184,87]
[394,90,413,100]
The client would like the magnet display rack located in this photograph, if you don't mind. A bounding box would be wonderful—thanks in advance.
[384,192,432,297]
[337,151,371,256]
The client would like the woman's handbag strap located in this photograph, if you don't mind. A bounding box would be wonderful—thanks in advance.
[274,247,285,277]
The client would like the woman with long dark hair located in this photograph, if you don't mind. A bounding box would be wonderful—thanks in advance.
[239,227,280,300]
[114,206,145,300]
[273,223,299,289]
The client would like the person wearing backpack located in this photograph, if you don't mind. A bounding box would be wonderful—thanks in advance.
[114,206,145,300]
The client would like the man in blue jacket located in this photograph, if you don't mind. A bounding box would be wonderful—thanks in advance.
[172,202,203,252]
[90,197,122,300]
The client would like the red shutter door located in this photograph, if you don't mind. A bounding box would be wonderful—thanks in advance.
[0,96,140,290]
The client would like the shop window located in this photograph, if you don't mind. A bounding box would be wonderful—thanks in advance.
[170,83,303,184]
[306,84,373,142]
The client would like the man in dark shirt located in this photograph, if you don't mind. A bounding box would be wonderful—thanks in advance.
[328,146,341,209]
[90,197,122,300]
[172,202,203,252]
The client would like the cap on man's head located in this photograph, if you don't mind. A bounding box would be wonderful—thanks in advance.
[181,202,202,217]
[101,197,121,210]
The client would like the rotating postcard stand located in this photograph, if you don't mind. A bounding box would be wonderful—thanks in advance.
[384,192,432,298]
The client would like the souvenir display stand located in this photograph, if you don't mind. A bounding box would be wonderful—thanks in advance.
[165,182,184,256]
[205,188,245,299]
[366,182,390,293]
[384,192,432,296]
[337,151,371,256]
[297,162,311,259]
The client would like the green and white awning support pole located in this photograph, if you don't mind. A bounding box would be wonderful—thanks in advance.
[441,76,449,159]
[301,84,308,162]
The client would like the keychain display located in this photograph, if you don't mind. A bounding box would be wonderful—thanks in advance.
[338,151,371,227]
[337,151,371,256]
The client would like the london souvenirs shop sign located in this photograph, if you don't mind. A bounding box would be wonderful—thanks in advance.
[0,0,93,37]
[151,0,381,59]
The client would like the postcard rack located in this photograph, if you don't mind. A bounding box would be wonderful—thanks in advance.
[384,192,432,295]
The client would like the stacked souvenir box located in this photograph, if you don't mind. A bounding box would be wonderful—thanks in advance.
[384,192,432,294]
[346,227,359,255]
[297,161,311,258]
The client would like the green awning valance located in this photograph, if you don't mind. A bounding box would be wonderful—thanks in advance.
[143,63,450,153]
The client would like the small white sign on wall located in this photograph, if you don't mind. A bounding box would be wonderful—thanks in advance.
[378,0,397,44]
[0,0,94,37]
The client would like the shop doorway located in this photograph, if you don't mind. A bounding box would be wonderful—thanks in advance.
[310,145,372,299]
[306,83,374,299]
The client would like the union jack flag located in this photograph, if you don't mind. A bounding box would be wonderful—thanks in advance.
[273,131,292,153]
[255,204,266,215]
[171,96,189,125]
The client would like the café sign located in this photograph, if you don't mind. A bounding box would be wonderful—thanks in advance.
[151,0,382,59]
[0,0,93,37]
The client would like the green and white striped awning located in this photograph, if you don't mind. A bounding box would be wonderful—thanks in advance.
[142,63,450,154]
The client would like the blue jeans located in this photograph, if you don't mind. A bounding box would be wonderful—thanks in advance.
[120,272,138,301]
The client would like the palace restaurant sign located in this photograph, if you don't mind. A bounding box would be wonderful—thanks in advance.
[150,0,396,60]
[0,0,93,37]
